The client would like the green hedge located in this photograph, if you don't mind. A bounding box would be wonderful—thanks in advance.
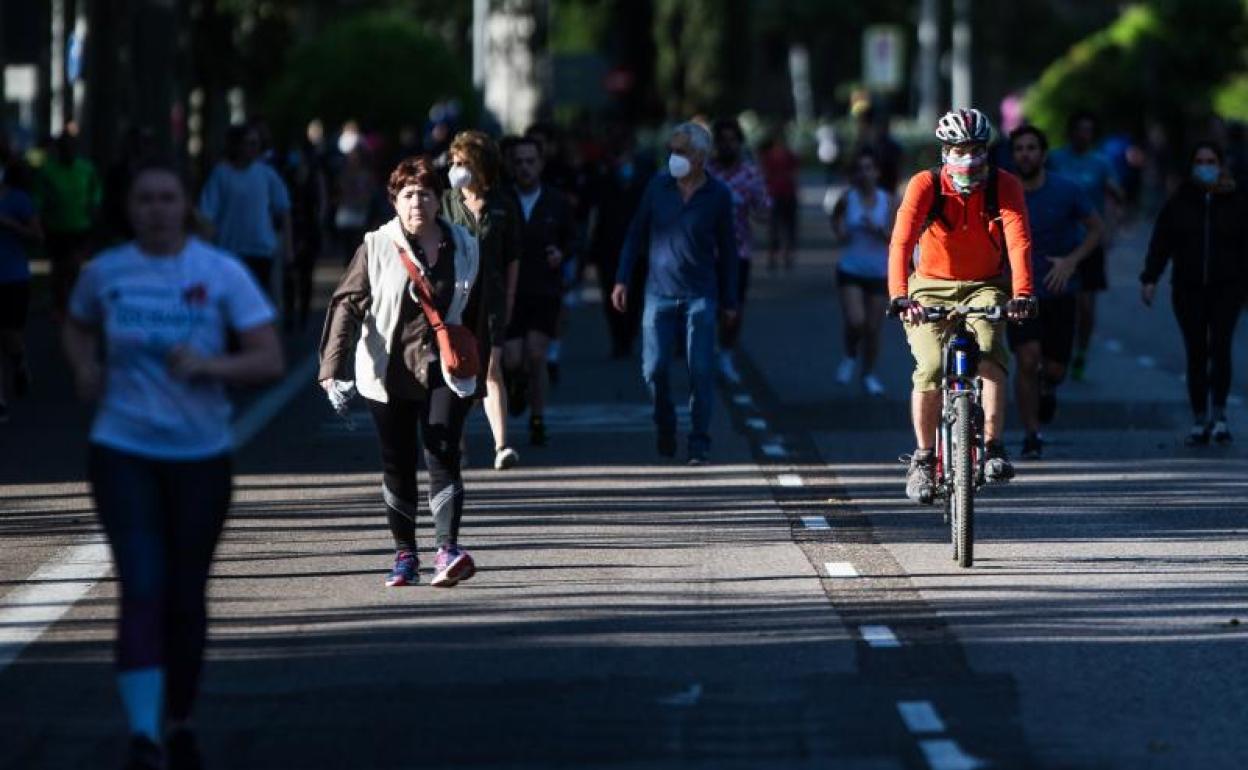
[265,12,475,140]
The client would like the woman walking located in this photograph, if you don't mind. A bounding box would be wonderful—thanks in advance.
[441,130,523,469]
[830,149,894,396]
[319,156,481,588]
[63,160,284,769]
[1141,141,1248,445]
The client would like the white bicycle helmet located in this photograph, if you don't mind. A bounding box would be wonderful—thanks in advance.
[935,108,992,146]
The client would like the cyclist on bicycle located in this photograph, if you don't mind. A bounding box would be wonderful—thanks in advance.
[888,108,1036,503]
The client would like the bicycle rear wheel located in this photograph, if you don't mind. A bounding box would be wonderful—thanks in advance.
[953,396,975,568]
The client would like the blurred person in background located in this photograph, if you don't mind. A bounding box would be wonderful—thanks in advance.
[279,135,329,332]
[36,131,100,319]
[850,104,903,195]
[589,127,652,359]
[442,130,524,470]
[759,127,800,271]
[503,136,577,447]
[1048,111,1125,381]
[333,140,380,265]
[63,159,282,770]
[1141,141,1248,446]
[0,137,42,423]
[829,148,893,397]
[198,123,293,298]
[706,117,771,384]
[99,127,155,247]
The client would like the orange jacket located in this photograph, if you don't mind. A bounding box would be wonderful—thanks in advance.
[887,167,1034,299]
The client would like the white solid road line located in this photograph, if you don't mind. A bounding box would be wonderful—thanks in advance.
[232,353,319,449]
[897,700,946,733]
[800,515,830,530]
[0,541,112,673]
[860,625,901,648]
[0,355,317,676]
[823,561,860,578]
[776,473,804,487]
[919,739,985,770]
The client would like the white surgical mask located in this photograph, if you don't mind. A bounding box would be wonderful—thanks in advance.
[448,165,473,189]
[668,153,692,179]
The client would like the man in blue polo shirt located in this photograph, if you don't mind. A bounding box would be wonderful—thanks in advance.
[612,121,738,465]
[1008,125,1103,459]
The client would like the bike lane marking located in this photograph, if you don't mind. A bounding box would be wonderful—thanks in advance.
[0,351,318,676]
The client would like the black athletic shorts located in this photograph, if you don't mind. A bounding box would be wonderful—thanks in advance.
[1007,295,1077,365]
[836,268,888,296]
[1076,245,1107,292]
[0,281,31,330]
[506,294,562,339]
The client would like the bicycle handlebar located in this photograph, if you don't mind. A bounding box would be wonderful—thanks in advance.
[917,305,1003,323]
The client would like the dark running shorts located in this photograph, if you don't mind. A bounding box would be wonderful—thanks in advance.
[836,268,887,296]
[0,281,31,330]
[1076,245,1107,292]
[506,294,562,339]
[1007,295,1078,365]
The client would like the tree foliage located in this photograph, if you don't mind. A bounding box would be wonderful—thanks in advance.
[263,11,474,140]
[1023,0,1248,141]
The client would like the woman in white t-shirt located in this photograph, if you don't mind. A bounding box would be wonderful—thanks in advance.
[830,149,895,396]
[63,161,283,770]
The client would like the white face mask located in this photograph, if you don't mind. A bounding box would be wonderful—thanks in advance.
[668,153,692,179]
[448,165,473,190]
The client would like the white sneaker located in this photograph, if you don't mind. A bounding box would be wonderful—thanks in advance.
[494,446,519,470]
[863,373,885,396]
[835,358,855,385]
[718,351,742,384]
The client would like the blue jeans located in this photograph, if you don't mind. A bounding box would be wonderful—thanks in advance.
[641,293,717,455]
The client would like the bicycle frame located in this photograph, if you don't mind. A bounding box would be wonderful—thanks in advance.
[933,317,987,500]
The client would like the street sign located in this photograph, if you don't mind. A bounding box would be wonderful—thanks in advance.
[863,25,904,92]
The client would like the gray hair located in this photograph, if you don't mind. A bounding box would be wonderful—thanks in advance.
[671,121,713,158]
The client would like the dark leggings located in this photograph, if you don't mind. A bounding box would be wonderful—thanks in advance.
[1173,288,1245,417]
[87,444,232,722]
[367,383,472,552]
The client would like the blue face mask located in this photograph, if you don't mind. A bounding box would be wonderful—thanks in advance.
[1193,164,1219,186]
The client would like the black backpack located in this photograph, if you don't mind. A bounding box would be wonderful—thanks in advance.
[922,164,1008,265]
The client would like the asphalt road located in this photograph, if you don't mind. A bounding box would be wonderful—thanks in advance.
[2,187,1247,769]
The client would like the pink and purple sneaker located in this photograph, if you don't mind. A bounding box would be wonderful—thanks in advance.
[430,546,476,587]
[385,550,419,587]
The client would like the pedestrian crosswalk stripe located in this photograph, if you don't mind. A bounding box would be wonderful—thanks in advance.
[824,561,859,578]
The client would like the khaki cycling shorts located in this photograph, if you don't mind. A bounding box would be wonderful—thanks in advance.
[904,274,1010,391]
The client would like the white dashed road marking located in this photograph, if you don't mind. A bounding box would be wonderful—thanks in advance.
[859,625,901,648]
[745,417,768,430]
[732,393,754,406]
[1136,355,1156,368]
[897,700,946,734]
[919,739,985,770]
[761,443,787,458]
[823,561,860,578]
[801,515,830,530]
[776,473,804,487]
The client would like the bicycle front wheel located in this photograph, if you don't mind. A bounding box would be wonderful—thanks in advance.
[953,396,975,568]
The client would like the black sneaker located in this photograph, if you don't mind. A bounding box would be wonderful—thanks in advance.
[1185,421,1212,447]
[904,449,936,504]
[1038,384,1057,425]
[1021,433,1043,460]
[507,370,529,418]
[166,727,204,770]
[529,415,547,446]
[123,735,163,770]
[657,433,677,458]
[984,440,1015,482]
